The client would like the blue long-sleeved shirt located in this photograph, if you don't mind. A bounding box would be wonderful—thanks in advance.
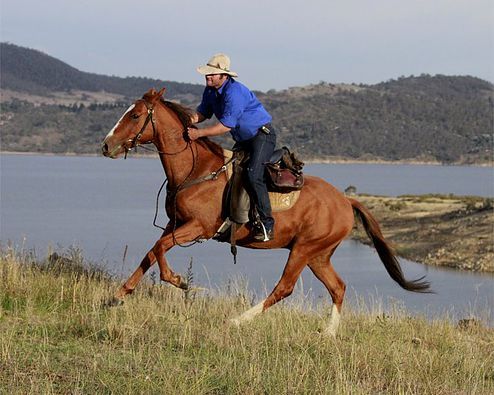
[196,78,272,142]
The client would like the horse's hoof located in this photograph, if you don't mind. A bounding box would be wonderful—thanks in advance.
[103,297,124,308]
[322,327,337,338]
[177,276,189,290]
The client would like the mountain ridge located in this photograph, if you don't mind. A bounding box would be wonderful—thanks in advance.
[1,42,492,164]
[0,42,204,102]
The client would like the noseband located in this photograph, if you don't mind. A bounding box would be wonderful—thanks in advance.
[125,104,156,159]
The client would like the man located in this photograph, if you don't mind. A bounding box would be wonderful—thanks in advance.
[187,53,276,241]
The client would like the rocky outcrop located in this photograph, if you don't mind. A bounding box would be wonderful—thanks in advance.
[350,194,494,273]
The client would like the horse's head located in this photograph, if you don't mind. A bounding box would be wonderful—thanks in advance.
[102,88,165,158]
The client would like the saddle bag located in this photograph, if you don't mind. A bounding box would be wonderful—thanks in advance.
[265,147,304,192]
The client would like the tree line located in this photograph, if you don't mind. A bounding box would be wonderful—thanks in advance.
[1,43,492,163]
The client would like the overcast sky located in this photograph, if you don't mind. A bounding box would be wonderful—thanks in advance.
[1,0,493,91]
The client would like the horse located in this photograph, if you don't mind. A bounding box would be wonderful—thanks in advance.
[101,88,430,336]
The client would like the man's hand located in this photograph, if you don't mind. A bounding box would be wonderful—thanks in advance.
[187,128,201,141]
[187,123,230,141]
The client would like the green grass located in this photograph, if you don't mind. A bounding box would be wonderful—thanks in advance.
[1,249,493,394]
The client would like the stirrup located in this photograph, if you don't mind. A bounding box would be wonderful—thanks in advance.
[253,222,274,242]
[213,218,232,241]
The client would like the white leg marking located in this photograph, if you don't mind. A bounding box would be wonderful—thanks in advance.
[324,304,341,338]
[105,104,135,139]
[230,300,266,327]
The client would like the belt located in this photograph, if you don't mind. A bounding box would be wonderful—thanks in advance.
[258,123,272,134]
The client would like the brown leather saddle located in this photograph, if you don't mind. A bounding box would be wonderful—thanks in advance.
[265,147,304,192]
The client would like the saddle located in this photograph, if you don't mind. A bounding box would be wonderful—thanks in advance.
[224,147,304,223]
[214,147,305,262]
[265,147,305,192]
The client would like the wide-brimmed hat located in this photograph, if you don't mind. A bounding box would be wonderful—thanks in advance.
[197,53,238,77]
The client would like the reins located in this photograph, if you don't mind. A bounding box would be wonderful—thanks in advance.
[124,100,233,248]
[167,155,235,193]
[157,145,236,249]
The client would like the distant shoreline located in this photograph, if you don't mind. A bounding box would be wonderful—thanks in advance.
[1,150,492,167]
[352,194,494,273]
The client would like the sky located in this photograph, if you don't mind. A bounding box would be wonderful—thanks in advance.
[1,0,493,91]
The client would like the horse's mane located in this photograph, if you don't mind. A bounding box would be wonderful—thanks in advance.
[161,99,225,159]
[161,99,193,129]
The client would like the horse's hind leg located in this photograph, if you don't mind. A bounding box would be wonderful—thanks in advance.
[230,245,309,326]
[308,255,346,337]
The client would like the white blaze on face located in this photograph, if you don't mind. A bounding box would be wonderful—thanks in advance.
[105,104,136,140]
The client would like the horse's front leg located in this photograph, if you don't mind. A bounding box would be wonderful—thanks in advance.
[113,220,203,302]
[113,223,174,301]
[113,249,158,301]
[153,219,204,289]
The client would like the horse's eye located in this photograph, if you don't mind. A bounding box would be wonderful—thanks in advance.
[131,113,140,119]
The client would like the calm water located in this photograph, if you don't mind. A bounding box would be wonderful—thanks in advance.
[1,154,493,323]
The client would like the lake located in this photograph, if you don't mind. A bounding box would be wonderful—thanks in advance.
[1,154,493,324]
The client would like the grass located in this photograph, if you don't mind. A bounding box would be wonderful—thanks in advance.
[1,248,493,394]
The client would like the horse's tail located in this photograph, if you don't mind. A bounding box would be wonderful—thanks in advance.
[348,198,431,293]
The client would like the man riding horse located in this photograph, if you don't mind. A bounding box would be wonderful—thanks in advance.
[101,65,430,336]
[187,53,276,242]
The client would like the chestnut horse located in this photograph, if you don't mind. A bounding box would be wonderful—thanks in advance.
[101,88,430,336]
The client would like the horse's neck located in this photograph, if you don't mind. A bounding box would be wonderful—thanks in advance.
[154,107,220,187]
[153,119,189,186]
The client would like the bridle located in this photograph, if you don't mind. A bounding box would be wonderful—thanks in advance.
[124,101,190,159]
[124,105,155,158]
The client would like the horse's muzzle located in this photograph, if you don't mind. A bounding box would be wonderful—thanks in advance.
[101,139,123,159]
[102,143,110,157]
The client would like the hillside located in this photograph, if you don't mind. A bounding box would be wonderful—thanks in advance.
[259,76,493,163]
[0,42,203,103]
[1,43,493,163]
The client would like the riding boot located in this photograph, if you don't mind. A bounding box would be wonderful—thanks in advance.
[253,221,274,241]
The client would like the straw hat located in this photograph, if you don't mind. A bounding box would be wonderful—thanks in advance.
[197,53,238,77]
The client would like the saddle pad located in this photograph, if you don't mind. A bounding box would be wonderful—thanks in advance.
[222,148,300,212]
[223,148,234,179]
[269,190,301,212]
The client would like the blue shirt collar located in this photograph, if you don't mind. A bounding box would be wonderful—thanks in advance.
[217,77,233,95]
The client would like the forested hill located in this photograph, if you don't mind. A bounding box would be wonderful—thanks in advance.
[1,42,493,164]
[0,42,203,100]
[259,76,493,163]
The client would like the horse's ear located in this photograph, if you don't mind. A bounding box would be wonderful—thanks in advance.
[158,87,166,97]
[143,88,157,100]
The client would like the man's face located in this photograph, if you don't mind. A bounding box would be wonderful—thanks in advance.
[205,74,227,89]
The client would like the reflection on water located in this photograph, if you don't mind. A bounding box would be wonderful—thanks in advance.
[1,154,493,324]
